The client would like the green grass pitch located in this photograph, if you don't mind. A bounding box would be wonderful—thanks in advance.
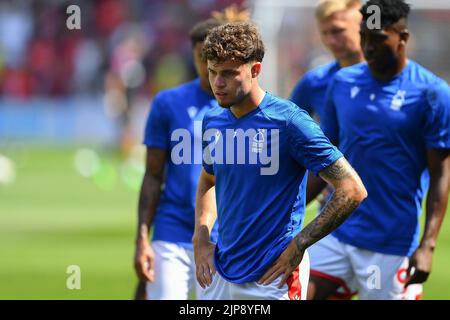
[0,148,449,299]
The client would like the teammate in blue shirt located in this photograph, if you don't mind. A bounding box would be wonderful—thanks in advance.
[289,0,365,299]
[133,18,224,300]
[193,21,367,300]
[290,0,363,122]
[307,0,450,299]
[290,1,364,251]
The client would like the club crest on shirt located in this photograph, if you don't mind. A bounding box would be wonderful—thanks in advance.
[390,90,406,111]
[350,86,360,99]
[187,106,198,119]
[251,129,266,154]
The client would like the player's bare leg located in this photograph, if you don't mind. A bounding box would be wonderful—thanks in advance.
[307,275,340,300]
[134,280,147,300]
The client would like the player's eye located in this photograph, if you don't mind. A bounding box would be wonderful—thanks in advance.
[331,28,344,35]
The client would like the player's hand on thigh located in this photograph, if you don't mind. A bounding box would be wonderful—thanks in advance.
[194,241,216,289]
[258,240,305,289]
[134,238,155,282]
[405,246,433,287]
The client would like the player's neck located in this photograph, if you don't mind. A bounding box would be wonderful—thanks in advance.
[338,52,364,68]
[230,86,266,119]
[370,58,408,81]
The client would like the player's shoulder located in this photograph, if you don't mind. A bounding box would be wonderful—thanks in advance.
[406,60,447,87]
[333,62,368,84]
[153,78,200,106]
[262,92,310,123]
[301,61,340,83]
[403,61,449,103]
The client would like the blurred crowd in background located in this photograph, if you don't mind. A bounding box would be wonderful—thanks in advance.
[0,0,449,150]
[0,0,245,99]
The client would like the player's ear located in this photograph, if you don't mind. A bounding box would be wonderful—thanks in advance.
[251,62,262,78]
[399,29,409,46]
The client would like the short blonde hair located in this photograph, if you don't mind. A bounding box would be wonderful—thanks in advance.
[211,4,251,23]
[316,0,361,21]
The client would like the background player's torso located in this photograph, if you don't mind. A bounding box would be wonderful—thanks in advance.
[290,61,340,120]
[145,78,219,246]
[326,61,449,255]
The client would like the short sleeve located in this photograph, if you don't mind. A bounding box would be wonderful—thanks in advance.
[320,78,339,144]
[143,94,170,149]
[287,108,343,176]
[289,75,313,115]
[201,116,215,175]
[423,82,450,149]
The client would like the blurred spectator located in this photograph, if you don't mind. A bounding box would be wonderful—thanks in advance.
[0,0,245,99]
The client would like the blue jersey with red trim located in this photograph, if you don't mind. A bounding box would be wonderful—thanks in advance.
[202,92,342,283]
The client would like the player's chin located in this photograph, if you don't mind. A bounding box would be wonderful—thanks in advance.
[331,48,347,59]
[217,100,233,108]
[367,60,388,73]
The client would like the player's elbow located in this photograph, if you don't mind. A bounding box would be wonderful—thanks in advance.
[347,177,368,204]
[335,172,367,206]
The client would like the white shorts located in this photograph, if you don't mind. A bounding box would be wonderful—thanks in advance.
[201,251,310,300]
[309,234,423,300]
[146,240,203,300]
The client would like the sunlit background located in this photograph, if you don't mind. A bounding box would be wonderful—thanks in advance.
[0,0,449,299]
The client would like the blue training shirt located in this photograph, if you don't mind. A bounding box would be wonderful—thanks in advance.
[322,60,450,256]
[144,78,219,248]
[202,92,343,283]
[290,61,340,120]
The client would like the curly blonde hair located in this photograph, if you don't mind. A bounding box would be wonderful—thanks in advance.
[203,22,265,63]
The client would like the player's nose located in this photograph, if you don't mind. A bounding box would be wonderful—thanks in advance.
[214,76,226,88]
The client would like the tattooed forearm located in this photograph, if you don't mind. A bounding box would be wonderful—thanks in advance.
[294,158,366,253]
[296,189,359,251]
[321,158,351,181]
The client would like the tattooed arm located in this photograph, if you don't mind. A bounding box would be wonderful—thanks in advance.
[259,157,367,287]
[134,148,167,282]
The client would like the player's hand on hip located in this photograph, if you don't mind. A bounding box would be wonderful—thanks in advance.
[134,238,155,282]
[258,240,304,289]
[405,246,433,288]
[194,241,216,289]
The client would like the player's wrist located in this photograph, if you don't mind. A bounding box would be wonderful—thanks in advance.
[293,234,309,253]
[192,234,209,248]
[419,239,436,252]
[135,224,150,244]
[135,234,149,245]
